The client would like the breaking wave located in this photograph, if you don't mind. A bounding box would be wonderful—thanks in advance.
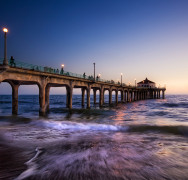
[32,120,127,132]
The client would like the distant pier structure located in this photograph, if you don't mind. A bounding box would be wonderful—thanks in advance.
[0,60,166,115]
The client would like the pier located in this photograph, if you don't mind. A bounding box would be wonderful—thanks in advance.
[0,59,166,115]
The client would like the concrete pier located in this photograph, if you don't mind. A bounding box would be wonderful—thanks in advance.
[0,63,166,115]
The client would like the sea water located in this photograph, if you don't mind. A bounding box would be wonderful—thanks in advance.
[0,95,187,180]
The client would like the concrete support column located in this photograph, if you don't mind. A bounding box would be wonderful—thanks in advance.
[148,91,151,99]
[99,88,104,106]
[135,91,137,101]
[136,92,138,100]
[146,91,149,99]
[159,90,161,99]
[151,91,153,99]
[143,92,146,100]
[66,86,73,109]
[137,91,139,100]
[87,87,91,108]
[121,91,124,102]
[134,91,137,101]
[12,84,19,115]
[124,91,127,102]
[82,88,85,107]
[142,92,144,100]
[132,92,134,101]
[137,92,139,100]
[39,85,46,115]
[115,90,118,104]
[162,90,165,99]
[109,90,112,105]
[103,90,105,104]
[140,92,142,100]
[93,89,97,104]
[156,91,158,99]
[127,91,129,102]
[130,92,133,102]
[45,85,50,112]
[154,91,156,99]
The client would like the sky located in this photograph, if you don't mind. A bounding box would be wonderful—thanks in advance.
[0,0,188,94]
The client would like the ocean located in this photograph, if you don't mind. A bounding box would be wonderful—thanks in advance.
[0,94,188,180]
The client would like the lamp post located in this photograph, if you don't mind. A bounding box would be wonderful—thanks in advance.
[3,28,8,65]
[121,73,123,86]
[93,63,95,81]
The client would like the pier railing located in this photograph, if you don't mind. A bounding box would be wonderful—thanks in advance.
[0,59,165,89]
[0,59,124,86]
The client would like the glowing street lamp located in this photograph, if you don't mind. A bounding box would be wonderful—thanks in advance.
[3,28,8,65]
[3,28,8,33]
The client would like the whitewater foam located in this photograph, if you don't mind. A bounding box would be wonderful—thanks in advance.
[31,120,127,132]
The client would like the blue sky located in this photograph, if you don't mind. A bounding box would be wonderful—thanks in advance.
[0,0,188,94]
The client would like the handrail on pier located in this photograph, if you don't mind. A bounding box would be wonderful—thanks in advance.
[0,59,165,89]
[0,59,122,85]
